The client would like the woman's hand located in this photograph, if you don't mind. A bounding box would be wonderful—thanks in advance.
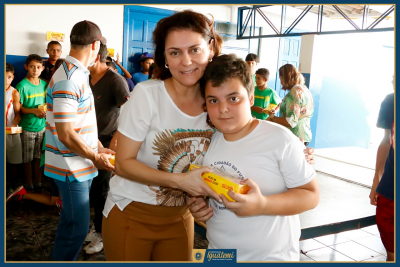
[177,167,221,201]
[304,147,315,165]
[187,196,213,222]
[220,178,266,217]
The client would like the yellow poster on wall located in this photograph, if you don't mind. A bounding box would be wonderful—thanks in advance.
[47,31,65,42]
[107,48,115,57]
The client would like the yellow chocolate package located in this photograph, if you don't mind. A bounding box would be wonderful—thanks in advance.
[189,164,250,202]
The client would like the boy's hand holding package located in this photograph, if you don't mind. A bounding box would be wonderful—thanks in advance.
[178,166,221,201]
[251,105,264,114]
[34,108,46,118]
[187,196,213,223]
[221,178,267,216]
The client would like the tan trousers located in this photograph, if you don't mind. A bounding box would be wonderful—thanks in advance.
[102,201,194,261]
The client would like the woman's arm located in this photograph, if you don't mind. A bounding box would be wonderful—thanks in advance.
[115,132,221,200]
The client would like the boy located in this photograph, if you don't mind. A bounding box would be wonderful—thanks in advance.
[16,54,47,192]
[40,41,62,82]
[189,54,319,261]
[5,63,22,192]
[131,52,154,85]
[245,53,258,85]
[251,68,281,120]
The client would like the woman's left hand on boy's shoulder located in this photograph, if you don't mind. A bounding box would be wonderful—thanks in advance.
[221,178,267,217]
[304,147,315,165]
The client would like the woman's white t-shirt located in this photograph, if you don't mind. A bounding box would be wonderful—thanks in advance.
[103,80,214,216]
[203,120,316,261]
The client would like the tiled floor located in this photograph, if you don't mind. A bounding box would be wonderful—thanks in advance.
[7,198,388,262]
[299,225,388,262]
[5,197,209,261]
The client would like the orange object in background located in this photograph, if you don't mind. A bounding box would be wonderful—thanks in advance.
[38,103,47,112]
[109,155,115,166]
[189,164,250,202]
[6,126,22,134]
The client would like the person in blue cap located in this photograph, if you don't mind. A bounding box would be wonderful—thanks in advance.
[131,52,154,85]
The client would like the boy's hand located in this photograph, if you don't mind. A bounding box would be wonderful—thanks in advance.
[34,108,46,118]
[251,106,264,113]
[267,109,276,117]
[221,178,267,217]
[115,53,120,63]
[187,196,213,222]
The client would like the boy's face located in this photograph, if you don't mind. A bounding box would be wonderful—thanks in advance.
[140,59,154,72]
[46,44,62,62]
[246,60,257,75]
[6,71,14,89]
[24,60,45,78]
[255,74,268,87]
[205,77,254,135]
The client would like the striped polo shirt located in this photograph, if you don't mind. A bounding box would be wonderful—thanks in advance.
[45,55,98,182]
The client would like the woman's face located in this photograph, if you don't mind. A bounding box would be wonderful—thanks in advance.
[164,29,213,87]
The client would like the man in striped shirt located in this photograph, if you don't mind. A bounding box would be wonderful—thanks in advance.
[45,20,114,261]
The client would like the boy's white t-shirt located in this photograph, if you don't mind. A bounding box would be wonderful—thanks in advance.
[203,120,316,261]
[103,80,214,216]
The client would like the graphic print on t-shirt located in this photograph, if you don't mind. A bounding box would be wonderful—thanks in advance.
[148,128,215,206]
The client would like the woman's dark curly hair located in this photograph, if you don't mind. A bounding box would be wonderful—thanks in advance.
[199,54,254,129]
[152,10,223,80]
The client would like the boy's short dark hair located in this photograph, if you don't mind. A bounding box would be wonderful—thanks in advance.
[6,63,14,74]
[245,53,259,63]
[200,54,254,97]
[106,61,117,70]
[26,54,43,66]
[106,56,113,63]
[47,41,62,49]
[98,44,108,63]
[255,68,270,79]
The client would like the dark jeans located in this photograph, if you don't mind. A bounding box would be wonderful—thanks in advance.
[90,169,113,233]
[52,177,92,261]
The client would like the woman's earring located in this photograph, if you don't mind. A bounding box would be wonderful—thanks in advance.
[165,63,169,69]
[209,58,212,63]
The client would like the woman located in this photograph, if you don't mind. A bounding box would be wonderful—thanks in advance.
[102,10,224,261]
[267,64,314,146]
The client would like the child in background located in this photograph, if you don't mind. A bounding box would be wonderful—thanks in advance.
[251,68,281,120]
[16,54,47,192]
[40,41,62,82]
[188,54,319,261]
[5,63,22,192]
[245,53,258,85]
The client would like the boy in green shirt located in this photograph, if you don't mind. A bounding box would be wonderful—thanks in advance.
[16,54,47,192]
[251,68,281,120]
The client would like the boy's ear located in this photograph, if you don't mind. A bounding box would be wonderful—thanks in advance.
[24,64,28,71]
[42,65,45,71]
[250,93,255,106]
[46,48,49,54]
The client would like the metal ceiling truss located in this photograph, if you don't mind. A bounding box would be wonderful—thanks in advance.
[237,5,394,39]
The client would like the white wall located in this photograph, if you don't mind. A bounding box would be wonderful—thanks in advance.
[6,4,233,59]
[298,35,315,73]
[6,5,124,58]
